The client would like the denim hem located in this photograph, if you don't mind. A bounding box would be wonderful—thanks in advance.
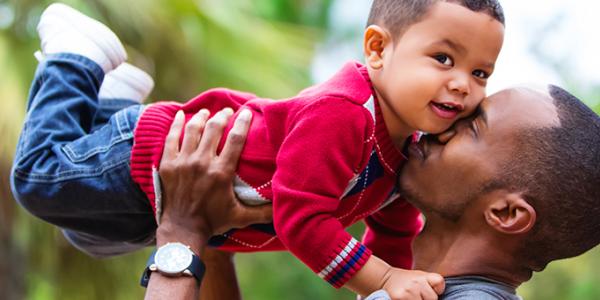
[44,53,105,83]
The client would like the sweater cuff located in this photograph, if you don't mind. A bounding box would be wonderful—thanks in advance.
[317,237,372,288]
[130,102,182,215]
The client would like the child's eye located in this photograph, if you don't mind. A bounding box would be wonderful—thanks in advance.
[473,69,489,79]
[433,54,453,66]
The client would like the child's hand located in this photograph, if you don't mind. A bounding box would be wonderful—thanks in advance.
[381,268,445,300]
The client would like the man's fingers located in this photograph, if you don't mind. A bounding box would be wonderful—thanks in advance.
[180,109,210,155]
[234,203,273,227]
[162,110,185,161]
[198,108,234,155]
[427,273,445,295]
[219,109,252,173]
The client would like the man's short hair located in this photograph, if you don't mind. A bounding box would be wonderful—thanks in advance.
[367,0,505,40]
[496,85,600,271]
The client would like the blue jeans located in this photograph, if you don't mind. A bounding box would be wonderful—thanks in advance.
[11,54,156,257]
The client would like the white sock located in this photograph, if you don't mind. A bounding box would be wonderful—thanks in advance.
[37,3,127,73]
[99,63,154,103]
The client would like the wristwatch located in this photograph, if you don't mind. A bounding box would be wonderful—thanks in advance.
[140,242,205,287]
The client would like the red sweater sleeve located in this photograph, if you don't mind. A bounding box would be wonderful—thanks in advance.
[362,198,423,269]
[271,97,373,288]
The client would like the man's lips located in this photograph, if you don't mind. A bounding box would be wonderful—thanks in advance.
[429,101,464,120]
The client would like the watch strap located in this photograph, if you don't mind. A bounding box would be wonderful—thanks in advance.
[140,247,206,288]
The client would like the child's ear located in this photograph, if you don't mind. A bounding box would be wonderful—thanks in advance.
[484,192,536,235]
[363,25,391,70]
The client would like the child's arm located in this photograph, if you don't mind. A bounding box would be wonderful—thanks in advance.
[345,255,445,299]
[271,97,376,288]
[363,199,423,268]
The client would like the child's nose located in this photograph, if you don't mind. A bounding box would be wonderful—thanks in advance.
[448,72,470,96]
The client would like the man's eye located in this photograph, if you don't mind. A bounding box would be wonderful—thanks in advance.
[433,54,453,66]
[473,69,489,79]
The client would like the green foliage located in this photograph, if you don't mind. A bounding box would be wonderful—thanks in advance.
[0,0,332,299]
[1,1,599,299]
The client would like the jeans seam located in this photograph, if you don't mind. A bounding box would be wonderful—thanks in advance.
[13,152,131,183]
[62,133,131,163]
[116,108,133,140]
[62,108,135,162]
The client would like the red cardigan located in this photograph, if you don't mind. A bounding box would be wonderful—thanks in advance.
[130,62,423,288]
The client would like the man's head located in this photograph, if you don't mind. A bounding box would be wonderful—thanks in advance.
[400,85,600,273]
[363,1,505,141]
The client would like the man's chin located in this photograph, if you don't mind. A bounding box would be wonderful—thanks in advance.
[398,181,427,211]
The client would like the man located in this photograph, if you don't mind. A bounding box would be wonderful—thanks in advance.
[148,84,600,299]
[369,85,599,299]
[392,85,600,298]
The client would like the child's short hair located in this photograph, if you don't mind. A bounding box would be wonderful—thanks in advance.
[367,0,505,39]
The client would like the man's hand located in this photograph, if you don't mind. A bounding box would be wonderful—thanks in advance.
[145,108,272,300]
[381,268,445,300]
[157,108,273,248]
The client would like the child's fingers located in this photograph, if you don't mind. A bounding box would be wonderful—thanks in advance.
[198,108,234,156]
[419,285,439,300]
[426,273,445,295]
[180,109,210,155]
[219,109,252,175]
[162,110,185,161]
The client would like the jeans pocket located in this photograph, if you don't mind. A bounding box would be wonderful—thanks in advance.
[62,108,135,163]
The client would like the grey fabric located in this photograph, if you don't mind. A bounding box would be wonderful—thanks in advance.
[364,276,522,300]
[441,276,521,300]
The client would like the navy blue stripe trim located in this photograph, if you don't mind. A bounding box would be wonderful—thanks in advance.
[207,228,237,247]
[249,223,276,235]
[327,244,367,286]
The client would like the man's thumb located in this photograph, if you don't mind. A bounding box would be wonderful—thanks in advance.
[236,204,273,226]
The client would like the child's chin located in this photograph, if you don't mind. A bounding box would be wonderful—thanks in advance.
[420,124,448,135]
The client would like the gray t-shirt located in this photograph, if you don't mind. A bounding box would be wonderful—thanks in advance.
[442,276,521,300]
[364,276,521,300]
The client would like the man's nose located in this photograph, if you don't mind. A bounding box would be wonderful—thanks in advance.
[448,72,470,96]
[436,129,456,144]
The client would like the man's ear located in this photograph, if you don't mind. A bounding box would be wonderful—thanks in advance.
[363,25,391,70]
[484,192,536,235]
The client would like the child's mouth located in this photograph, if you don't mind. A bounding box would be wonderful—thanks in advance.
[429,101,462,119]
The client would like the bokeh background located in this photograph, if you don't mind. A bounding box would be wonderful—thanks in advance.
[0,0,598,299]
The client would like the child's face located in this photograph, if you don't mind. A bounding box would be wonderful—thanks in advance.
[366,2,504,138]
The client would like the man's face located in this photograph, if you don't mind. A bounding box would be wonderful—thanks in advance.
[374,2,504,139]
[399,88,560,221]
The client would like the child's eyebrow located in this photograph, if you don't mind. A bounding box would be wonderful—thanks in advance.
[430,39,466,55]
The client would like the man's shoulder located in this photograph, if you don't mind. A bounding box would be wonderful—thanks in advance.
[443,288,519,300]
[442,276,521,300]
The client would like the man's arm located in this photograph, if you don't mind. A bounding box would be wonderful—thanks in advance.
[144,108,271,300]
[199,249,242,300]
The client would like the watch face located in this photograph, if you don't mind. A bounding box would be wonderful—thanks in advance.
[155,243,193,275]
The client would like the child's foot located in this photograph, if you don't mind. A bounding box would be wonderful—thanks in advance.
[99,63,154,103]
[37,3,127,73]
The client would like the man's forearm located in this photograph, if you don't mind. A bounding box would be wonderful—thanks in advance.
[144,222,208,300]
[199,249,242,300]
[145,275,200,300]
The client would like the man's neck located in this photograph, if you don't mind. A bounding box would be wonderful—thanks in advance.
[412,216,533,287]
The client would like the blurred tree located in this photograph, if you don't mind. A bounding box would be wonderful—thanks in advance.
[0,0,336,299]
[1,0,599,299]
